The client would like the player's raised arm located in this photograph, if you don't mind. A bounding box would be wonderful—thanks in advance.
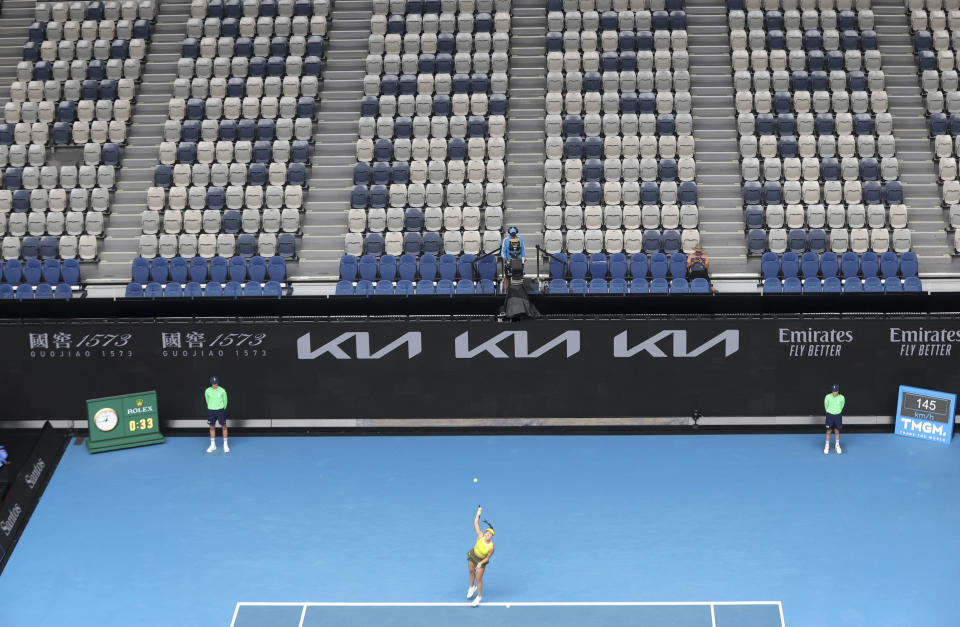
[473,506,482,537]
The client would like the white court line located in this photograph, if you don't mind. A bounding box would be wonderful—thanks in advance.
[710,604,717,627]
[229,602,240,627]
[236,601,783,607]
[778,601,786,627]
[297,604,308,627]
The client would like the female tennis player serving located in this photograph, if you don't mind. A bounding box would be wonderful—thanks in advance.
[466,506,494,607]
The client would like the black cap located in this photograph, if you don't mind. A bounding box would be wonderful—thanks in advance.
[210,376,219,385]
[832,384,840,391]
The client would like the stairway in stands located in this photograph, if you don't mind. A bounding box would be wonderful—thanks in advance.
[0,1,34,99]
[505,0,545,275]
[294,0,370,281]
[686,0,748,276]
[91,0,192,281]
[874,0,954,275]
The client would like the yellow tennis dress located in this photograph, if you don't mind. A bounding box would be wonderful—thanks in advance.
[467,537,493,566]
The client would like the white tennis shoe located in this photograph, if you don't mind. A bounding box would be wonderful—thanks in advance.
[823,443,829,455]
[835,443,842,455]
[472,596,481,607]
[467,585,476,599]
[206,443,216,453]
[224,442,230,453]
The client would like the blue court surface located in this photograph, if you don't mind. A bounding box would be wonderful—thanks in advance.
[1,434,959,627]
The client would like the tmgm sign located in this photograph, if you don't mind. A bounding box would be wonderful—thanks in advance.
[894,385,957,445]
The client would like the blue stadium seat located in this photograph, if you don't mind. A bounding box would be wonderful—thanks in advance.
[780,252,799,279]
[131,257,150,284]
[861,252,879,278]
[747,229,767,255]
[630,253,648,280]
[589,253,607,280]
[884,279,903,294]
[609,278,628,294]
[843,278,863,293]
[150,257,169,283]
[436,279,455,295]
[380,254,398,282]
[800,252,819,279]
[588,278,607,294]
[690,278,711,294]
[205,282,224,297]
[60,259,79,286]
[650,278,669,294]
[822,277,842,293]
[802,278,822,294]
[761,252,779,280]
[630,278,649,293]
[668,252,686,279]
[649,252,668,279]
[438,254,458,281]
[419,254,438,281]
[32,283,52,299]
[549,279,568,294]
[762,278,782,294]
[670,278,689,294]
[184,282,203,298]
[415,280,435,295]
[395,280,414,296]
[267,256,286,282]
[145,282,164,299]
[900,252,918,278]
[125,283,143,298]
[53,283,71,300]
[455,279,475,295]
[569,278,588,295]
[820,252,839,279]
[604,253,625,280]
[840,252,859,278]
[569,253,588,280]
[241,281,262,297]
[863,277,883,293]
[374,280,394,295]
[170,257,189,284]
[782,277,802,293]
[163,283,183,297]
[903,277,923,292]
[223,280,242,297]
[335,280,354,295]
[880,251,899,279]
[229,256,248,282]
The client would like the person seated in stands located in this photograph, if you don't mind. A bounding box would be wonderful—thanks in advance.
[500,226,526,291]
[686,244,710,281]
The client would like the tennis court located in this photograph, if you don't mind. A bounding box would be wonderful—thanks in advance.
[231,601,785,627]
[1,433,958,627]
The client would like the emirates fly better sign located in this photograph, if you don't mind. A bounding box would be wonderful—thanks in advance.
[894,386,957,445]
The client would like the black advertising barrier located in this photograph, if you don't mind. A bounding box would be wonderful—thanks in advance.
[0,422,65,573]
[1,318,959,420]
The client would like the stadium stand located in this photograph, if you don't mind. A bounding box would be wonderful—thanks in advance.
[1,0,158,297]
[915,0,960,253]
[541,0,709,294]
[335,0,511,296]
[133,0,329,296]
[730,0,918,293]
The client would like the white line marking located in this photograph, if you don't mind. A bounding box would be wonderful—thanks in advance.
[710,604,717,627]
[236,601,783,608]
[778,601,786,627]
[297,604,308,627]
[229,602,240,627]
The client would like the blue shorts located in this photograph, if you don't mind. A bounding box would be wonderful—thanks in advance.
[207,409,227,426]
[825,413,842,431]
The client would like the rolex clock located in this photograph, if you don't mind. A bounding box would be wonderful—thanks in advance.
[86,391,164,453]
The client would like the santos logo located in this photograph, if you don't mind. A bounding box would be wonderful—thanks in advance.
[297,332,422,359]
[613,330,740,358]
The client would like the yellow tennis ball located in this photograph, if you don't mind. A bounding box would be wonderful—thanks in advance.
[473,477,478,482]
